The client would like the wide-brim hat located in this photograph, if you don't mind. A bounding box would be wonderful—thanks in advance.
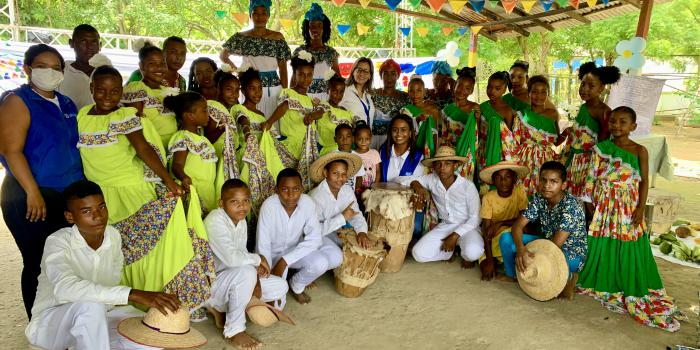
[118,308,207,349]
[479,160,530,185]
[421,145,468,167]
[246,297,295,326]
[310,151,363,183]
[516,240,569,301]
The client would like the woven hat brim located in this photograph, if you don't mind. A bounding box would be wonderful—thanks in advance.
[479,163,530,185]
[516,240,569,301]
[310,152,363,183]
[117,317,207,349]
[246,298,296,326]
[421,156,468,168]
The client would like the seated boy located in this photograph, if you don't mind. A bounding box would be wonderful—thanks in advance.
[26,180,180,350]
[499,161,587,299]
[397,146,484,264]
[256,168,323,305]
[334,124,365,192]
[477,161,529,281]
[309,152,370,258]
[204,179,289,349]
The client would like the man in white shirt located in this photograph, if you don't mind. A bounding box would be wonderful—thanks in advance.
[58,24,100,109]
[26,180,180,350]
[204,179,288,349]
[256,169,323,305]
[397,146,484,264]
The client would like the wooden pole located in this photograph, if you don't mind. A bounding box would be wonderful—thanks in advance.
[635,0,654,38]
[468,27,482,68]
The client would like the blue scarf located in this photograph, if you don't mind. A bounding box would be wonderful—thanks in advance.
[305,3,325,21]
[432,61,453,76]
[249,0,271,14]
[379,143,422,182]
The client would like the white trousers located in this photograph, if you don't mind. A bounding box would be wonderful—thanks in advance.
[286,236,343,295]
[258,84,282,119]
[27,303,160,350]
[207,265,288,338]
[412,222,484,263]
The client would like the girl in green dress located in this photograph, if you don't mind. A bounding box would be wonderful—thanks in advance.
[165,92,218,213]
[318,74,354,156]
[122,44,180,150]
[402,76,441,157]
[441,67,480,181]
[187,57,218,100]
[503,60,530,112]
[480,71,520,168]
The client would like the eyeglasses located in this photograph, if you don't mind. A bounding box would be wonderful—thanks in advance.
[355,68,370,75]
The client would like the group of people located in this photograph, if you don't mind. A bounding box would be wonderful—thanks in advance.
[0,1,688,349]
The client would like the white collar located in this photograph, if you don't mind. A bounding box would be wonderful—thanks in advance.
[69,225,110,251]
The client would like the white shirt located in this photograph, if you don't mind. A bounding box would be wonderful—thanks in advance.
[386,146,425,182]
[340,84,375,127]
[27,225,131,338]
[58,61,94,110]
[204,208,261,273]
[398,173,481,236]
[309,180,368,236]
[255,194,322,267]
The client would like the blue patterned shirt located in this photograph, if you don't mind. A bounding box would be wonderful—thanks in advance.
[523,192,587,270]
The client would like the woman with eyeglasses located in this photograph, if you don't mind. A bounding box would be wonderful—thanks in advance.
[340,57,376,143]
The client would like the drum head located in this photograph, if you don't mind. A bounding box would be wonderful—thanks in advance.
[370,182,410,191]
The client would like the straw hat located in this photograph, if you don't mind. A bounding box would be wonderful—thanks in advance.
[421,146,468,167]
[479,160,530,185]
[117,308,206,348]
[309,151,363,183]
[246,297,295,327]
[516,240,569,301]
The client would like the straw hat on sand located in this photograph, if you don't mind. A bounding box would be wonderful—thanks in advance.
[516,239,569,301]
[309,151,363,183]
[246,297,295,327]
[421,146,467,168]
[118,308,207,348]
[479,160,530,185]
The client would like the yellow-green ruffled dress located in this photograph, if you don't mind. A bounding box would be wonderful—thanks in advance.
[121,81,178,150]
[279,88,316,160]
[208,101,240,201]
[317,104,353,156]
[167,130,218,212]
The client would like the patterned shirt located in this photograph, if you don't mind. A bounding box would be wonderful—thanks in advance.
[522,192,587,267]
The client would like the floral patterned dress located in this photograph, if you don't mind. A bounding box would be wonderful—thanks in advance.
[223,33,291,117]
[371,90,409,148]
[167,130,218,212]
[401,104,438,157]
[317,103,353,156]
[479,101,520,168]
[518,109,558,197]
[503,92,530,112]
[577,140,685,332]
[279,88,317,160]
[566,104,600,198]
[207,101,240,201]
[121,81,177,149]
[293,45,338,101]
[441,103,479,181]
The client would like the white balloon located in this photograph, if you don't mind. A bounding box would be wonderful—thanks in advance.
[437,49,447,59]
[446,41,458,52]
[447,55,460,67]
[629,36,647,52]
[615,39,630,56]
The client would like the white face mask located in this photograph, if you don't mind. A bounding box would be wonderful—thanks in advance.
[30,68,64,91]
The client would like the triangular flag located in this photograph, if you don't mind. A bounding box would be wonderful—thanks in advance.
[540,0,554,11]
[427,0,446,12]
[215,10,226,19]
[449,1,467,13]
[232,12,249,26]
[337,24,351,35]
[458,26,469,35]
[501,0,517,14]
[471,25,483,34]
[360,0,372,8]
[409,0,422,8]
[376,25,385,33]
[279,19,295,29]
[386,0,402,10]
[569,0,580,8]
[468,0,485,13]
[556,0,568,6]
[332,0,347,6]
[489,0,498,8]
[585,0,597,7]
[416,27,430,37]
[521,0,536,12]
[357,23,370,35]
[399,27,412,37]
[441,27,455,35]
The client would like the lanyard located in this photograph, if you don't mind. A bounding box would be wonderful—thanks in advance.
[353,90,370,123]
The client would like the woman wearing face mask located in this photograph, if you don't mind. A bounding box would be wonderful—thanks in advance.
[0,44,84,319]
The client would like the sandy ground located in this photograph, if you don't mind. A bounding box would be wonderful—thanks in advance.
[0,122,698,350]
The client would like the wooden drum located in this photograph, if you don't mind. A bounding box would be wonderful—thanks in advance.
[334,230,386,298]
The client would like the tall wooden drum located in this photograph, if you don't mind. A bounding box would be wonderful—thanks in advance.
[334,230,386,298]
[363,183,415,272]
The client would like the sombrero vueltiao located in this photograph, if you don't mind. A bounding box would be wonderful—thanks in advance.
[246,296,295,327]
[310,151,363,183]
[118,308,207,348]
[516,239,569,301]
[479,160,530,185]
[421,146,467,167]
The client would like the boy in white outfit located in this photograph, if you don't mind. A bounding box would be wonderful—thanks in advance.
[256,168,323,305]
[26,180,180,350]
[204,179,289,349]
[397,146,484,264]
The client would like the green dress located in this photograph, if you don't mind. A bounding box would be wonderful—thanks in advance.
[401,104,437,157]
[167,130,218,212]
[503,93,530,112]
[121,81,178,150]
[441,103,478,180]
[479,101,520,168]
[317,103,353,156]
[519,108,558,197]
[207,101,239,201]
[566,104,600,198]
[126,70,187,92]
[76,105,213,311]
[577,140,685,332]
[279,88,316,160]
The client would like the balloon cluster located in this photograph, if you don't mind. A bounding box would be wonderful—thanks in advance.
[436,41,462,68]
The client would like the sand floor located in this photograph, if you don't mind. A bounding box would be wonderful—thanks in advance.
[0,122,698,349]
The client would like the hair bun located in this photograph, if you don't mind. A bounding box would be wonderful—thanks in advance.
[456,66,476,78]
